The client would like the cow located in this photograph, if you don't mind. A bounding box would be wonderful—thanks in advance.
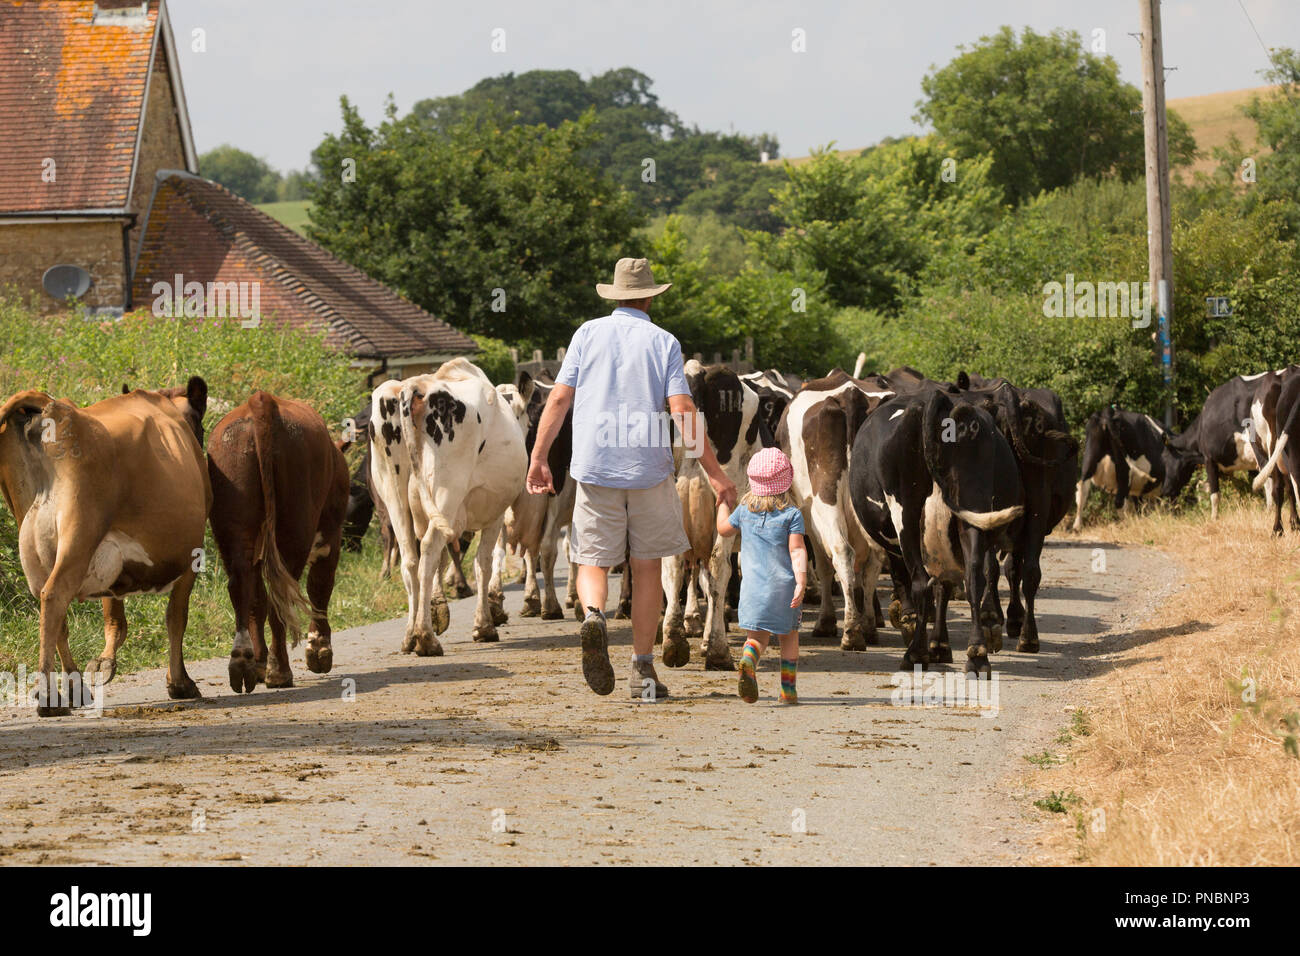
[776,368,894,650]
[0,379,212,715]
[503,370,577,620]
[660,362,771,670]
[1071,407,1200,529]
[849,386,1025,674]
[369,358,527,655]
[740,369,795,436]
[1248,365,1300,534]
[1251,367,1300,533]
[1168,371,1283,519]
[207,392,349,693]
[956,374,1079,653]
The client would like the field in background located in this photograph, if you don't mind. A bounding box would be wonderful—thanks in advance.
[256,199,312,235]
[1033,496,1300,865]
[771,85,1273,178]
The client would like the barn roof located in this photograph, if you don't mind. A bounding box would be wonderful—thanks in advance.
[131,172,479,361]
[0,0,196,215]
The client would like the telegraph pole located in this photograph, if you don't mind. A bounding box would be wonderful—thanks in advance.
[1140,0,1175,427]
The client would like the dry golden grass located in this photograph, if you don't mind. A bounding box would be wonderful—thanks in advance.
[1169,86,1272,179]
[1037,499,1300,865]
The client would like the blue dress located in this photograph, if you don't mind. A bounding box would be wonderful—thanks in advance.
[728,504,805,635]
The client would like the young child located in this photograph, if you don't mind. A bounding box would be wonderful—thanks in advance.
[716,447,807,704]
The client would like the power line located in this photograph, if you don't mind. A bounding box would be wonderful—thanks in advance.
[1236,0,1272,64]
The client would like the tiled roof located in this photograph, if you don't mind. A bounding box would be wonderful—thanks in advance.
[132,173,479,361]
[0,1,159,213]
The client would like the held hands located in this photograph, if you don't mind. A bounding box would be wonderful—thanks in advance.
[526,457,554,496]
[710,473,738,511]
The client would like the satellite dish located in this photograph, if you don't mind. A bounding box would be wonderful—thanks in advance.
[42,264,92,301]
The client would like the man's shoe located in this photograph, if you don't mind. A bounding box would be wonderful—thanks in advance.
[579,607,615,696]
[630,659,669,701]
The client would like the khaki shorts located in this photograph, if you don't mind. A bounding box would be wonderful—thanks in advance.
[571,478,689,566]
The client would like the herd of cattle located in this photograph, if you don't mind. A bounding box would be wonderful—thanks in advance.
[1,354,1294,716]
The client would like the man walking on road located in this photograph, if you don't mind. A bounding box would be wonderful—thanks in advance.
[526,258,737,699]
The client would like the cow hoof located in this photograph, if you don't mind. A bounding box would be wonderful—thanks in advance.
[228,654,259,694]
[414,634,445,657]
[490,605,508,626]
[266,670,294,689]
[929,642,954,664]
[812,619,838,639]
[984,624,1003,654]
[540,605,564,621]
[401,632,417,654]
[431,602,451,635]
[874,611,886,629]
[520,598,542,618]
[615,601,632,620]
[1006,619,1023,640]
[305,645,333,674]
[888,601,903,629]
[662,636,691,668]
[964,655,992,679]
[840,629,867,652]
[167,678,202,700]
[684,614,704,638]
[86,656,118,684]
[36,705,71,718]
[472,626,499,643]
[704,652,735,671]
[901,650,929,670]
[665,622,687,647]
[573,606,585,622]
[1017,639,1040,654]
[454,583,474,599]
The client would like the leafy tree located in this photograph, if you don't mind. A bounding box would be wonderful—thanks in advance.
[916,26,1196,205]
[307,98,642,346]
[198,144,282,203]
[1240,48,1300,235]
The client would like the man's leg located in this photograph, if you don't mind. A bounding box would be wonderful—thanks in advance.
[575,563,610,616]
[629,557,662,656]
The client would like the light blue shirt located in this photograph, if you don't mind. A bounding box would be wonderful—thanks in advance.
[556,306,692,489]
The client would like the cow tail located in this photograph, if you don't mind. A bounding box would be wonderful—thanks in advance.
[250,392,313,645]
[1253,399,1300,491]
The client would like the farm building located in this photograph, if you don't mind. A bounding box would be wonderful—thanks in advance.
[0,0,475,380]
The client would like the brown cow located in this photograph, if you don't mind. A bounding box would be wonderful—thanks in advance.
[207,392,349,693]
[0,382,212,715]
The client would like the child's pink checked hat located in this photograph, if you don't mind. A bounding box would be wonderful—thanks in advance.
[747,447,793,497]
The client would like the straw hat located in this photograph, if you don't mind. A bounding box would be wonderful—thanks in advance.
[595,257,672,300]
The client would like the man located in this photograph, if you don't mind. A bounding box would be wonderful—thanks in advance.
[527,257,737,699]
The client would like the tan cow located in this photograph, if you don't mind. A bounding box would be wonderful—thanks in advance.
[0,383,212,715]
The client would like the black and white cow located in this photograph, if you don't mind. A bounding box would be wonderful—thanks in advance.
[1169,370,1283,519]
[1251,366,1300,533]
[850,385,1024,674]
[661,361,771,670]
[1072,406,1200,529]
[740,369,796,436]
[369,358,527,654]
[777,368,896,650]
[503,370,577,619]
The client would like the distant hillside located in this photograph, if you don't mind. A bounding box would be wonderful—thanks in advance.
[770,86,1279,179]
[256,199,312,235]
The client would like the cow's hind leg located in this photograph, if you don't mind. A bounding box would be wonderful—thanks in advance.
[1016,536,1046,654]
[305,535,341,674]
[961,529,993,678]
[659,553,690,667]
[265,605,294,689]
[165,569,202,699]
[226,554,260,694]
[472,518,506,642]
[929,581,953,663]
[87,597,127,686]
[981,549,1004,652]
[808,531,839,638]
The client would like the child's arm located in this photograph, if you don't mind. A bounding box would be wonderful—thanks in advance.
[788,534,807,607]
[717,499,739,537]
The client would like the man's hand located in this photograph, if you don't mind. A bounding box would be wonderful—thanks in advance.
[710,473,738,511]
[526,458,555,496]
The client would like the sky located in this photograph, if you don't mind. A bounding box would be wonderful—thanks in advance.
[166,0,1297,173]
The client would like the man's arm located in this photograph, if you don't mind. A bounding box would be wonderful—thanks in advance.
[669,392,738,510]
[526,384,574,495]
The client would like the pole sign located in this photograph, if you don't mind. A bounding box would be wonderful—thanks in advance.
[1206,296,1233,317]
